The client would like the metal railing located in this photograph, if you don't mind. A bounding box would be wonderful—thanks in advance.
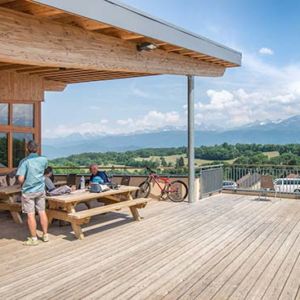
[51,163,300,197]
[224,164,300,194]
[199,164,223,198]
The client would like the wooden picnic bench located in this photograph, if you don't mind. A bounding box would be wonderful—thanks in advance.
[0,185,22,224]
[46,186,150,239]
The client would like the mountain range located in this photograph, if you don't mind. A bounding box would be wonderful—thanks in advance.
[43,115,300,159]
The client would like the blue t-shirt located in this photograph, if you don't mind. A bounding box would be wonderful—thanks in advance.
[90,171,105,184]
[16,153,48,194]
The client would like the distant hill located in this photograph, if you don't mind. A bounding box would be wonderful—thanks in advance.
[43,115,300,158]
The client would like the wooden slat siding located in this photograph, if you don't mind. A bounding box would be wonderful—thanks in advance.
[96,201,279,299]
[0,7,225,77]
[0,70,44,101]
[0,195,299,300]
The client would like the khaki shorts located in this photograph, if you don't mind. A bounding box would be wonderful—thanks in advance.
[22,191,46,214]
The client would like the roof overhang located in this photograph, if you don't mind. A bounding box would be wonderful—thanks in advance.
[33,0,242,66]
[0,0,241,88]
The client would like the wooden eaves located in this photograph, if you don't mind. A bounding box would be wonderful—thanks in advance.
[0,0,242,93]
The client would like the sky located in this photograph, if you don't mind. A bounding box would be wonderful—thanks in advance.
[42,0,300,138]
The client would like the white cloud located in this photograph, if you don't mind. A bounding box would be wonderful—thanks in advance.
[259,47,274,55]
[44,111,183,138]
[190,51,300,129]
[44,48,300,138]
[116,110,182,130]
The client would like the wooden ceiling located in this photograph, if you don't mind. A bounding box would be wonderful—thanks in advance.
[0,0,238,85]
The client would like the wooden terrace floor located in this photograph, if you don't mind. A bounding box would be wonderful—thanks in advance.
[0,194,300,300]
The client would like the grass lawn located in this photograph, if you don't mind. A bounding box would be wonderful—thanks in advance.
[135,154,236,166]
[263,151,280,158]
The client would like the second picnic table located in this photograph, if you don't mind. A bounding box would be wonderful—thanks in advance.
[46,185,149,239]
[0,185,22,224]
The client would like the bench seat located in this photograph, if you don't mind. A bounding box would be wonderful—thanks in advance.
[68,198,149,220]
[0,202,22,212]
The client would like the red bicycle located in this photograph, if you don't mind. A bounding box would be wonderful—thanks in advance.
[135,167,188,202]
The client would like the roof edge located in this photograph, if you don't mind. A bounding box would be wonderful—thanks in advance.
[33,0,242,66]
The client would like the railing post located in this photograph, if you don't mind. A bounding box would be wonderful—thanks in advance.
[187,75,195,203]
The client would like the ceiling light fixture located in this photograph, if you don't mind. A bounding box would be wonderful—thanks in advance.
[137,42,158,52]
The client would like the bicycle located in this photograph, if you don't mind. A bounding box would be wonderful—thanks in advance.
[135,167,188,202]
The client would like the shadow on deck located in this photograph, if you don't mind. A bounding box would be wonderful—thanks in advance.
[0,194,300,300]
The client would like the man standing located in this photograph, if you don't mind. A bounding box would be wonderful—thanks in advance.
[17,141,49,246]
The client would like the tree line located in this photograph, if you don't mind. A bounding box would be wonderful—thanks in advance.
[49,143,300,173]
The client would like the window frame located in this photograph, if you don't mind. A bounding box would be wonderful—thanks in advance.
[0,101,41,172]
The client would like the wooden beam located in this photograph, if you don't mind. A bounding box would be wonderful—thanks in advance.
[49,14,112,31]
[17,66,59,74]
[44,79,66,92]
[0,0,15,4]
[0,7,225,77]
[1,0,63,17]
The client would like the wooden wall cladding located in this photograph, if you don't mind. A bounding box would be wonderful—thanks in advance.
[0,71,44,101]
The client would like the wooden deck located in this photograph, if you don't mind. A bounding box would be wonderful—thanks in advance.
[0,194,300,300]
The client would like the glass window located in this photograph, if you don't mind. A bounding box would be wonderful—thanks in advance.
[13,104,34,127]
[0,103,8,125]
[13,133,33,167]
[0,133,8,168]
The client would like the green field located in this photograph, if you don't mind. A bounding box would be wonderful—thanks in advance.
[134,151,279,167]
[263,151,280,158]
[135,154,236,166]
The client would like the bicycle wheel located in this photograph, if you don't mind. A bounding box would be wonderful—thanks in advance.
[135,180,151,198]
[167,180,188,202]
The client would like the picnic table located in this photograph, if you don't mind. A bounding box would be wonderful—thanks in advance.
[46,185,149,239]
[0,185,22,224]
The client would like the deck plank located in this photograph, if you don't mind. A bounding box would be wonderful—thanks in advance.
[0,194,299,300]
[211,204,300,300]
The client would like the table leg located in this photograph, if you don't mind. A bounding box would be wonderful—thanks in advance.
[47,201,56,224]
[68,204,86,239]
[8,196,23,224]
[129,206,142,221]
[71,222,84,240]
